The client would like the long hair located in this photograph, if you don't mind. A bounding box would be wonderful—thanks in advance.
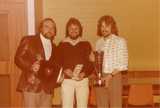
[97,15,118,36]
[65,17,83,37]
[38,18,57,35]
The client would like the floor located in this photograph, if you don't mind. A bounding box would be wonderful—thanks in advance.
[52,104,160,108]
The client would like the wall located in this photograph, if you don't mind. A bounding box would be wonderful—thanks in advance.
[158,0,160,69]
[0,75,10,107]
[0,0,27,107]
[27,0,36,35]
[42,0,159,71]
[35,0,43,32]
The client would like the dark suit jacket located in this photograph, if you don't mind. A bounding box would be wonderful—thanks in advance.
[15,35,59,94]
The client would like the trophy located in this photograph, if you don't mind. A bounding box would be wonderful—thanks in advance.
[30,54,43,83]
[26,54,42,92]
[72,64,83,81]
[93,51,105,86]
[56,67,64,84]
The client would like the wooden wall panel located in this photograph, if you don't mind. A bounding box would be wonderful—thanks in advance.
[0,75,10,107]
[8,3,27,107]
[35,0,43,33]
[122,71,160,85]
[0,13,9,61]
[158,0,160,68]
[6,0,25,3]
[0,62,8,75]
[0,0,27,107]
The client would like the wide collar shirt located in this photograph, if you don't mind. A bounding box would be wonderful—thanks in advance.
[40,34,52,61]
[96,34,128,73]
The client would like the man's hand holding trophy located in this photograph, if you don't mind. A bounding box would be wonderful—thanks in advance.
[93,51,114,88]
[27,54,42,89]
[72,64,84,81]
[93,51,105,87]
[63,64,84,81]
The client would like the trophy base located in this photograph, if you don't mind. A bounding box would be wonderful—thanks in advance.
[93,80,105,87]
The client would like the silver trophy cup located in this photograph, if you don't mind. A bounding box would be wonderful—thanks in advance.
[94,51,105,86]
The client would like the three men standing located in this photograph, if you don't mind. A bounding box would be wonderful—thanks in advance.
[15,15,128,108]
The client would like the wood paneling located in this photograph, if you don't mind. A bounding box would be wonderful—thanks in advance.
[126,71,160,78]
[122,71,160,85]
[0,62,9,75]
[35,0,43,33]
[0,75,10,107]
[5,0,25,3]
[0,0,27,107]
[0,13,9,61]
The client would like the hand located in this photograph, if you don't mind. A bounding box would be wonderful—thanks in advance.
[89,51,95,62]
[28,74,40,85]
[103,75,112,88]
[31,61,40,73]
[78,72,85,80]
[28,74,36,84]
[63,69,73,78]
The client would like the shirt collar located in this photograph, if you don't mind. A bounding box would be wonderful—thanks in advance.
[62,37,83,46]
[103,34,116,41]
[40,33,51,44]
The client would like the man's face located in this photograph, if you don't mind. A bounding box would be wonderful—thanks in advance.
[41,20,56,39]
[100,21,112,37]
[68,24,80,40]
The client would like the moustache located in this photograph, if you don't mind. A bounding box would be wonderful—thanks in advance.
[102,30,109,33]
[44,32,55,39]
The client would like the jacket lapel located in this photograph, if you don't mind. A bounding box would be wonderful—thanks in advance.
[36,35,46,60]
[36,34,55,61]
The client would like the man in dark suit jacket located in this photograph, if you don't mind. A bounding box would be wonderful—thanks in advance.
[15,18,59,108]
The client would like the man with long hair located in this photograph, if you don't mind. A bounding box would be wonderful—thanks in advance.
[56,17,94,108]
[95,15,128,108]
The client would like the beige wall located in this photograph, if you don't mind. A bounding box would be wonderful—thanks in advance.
[158,0,160,70]
[42,0,159,71]
[35,0,43,32]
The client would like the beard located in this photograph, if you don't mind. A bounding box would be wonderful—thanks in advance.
[102,31,111,38]
[43,32,54,40]
[69,35,79,40]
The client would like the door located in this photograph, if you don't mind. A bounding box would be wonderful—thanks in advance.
[0,0,27,107]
